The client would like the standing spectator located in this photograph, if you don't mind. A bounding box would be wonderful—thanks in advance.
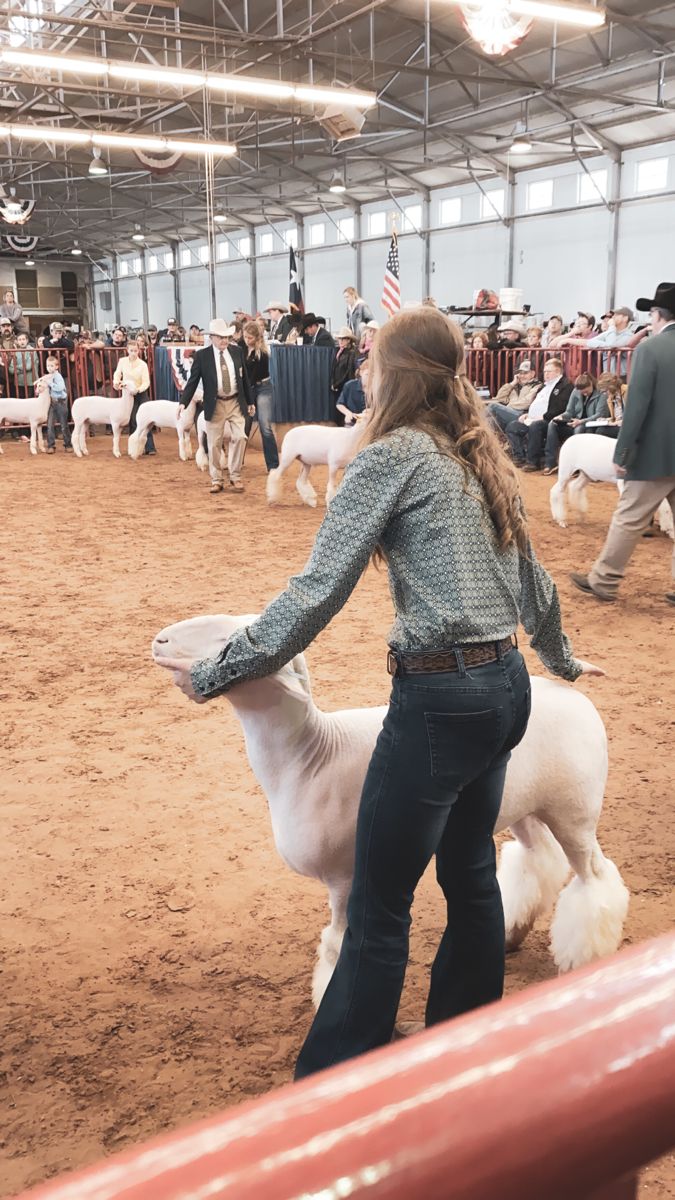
[542,372,609,475]
[302,313,336,348]
[0,289,28,334]
[343,286,374,338]
[147,324,159,347]
[0,316,16,352]
[488,360,542,435]
[42,355,72,453]
[263,301,294,342]
[178,317,252,495]
[331,327,359,410]
[9,332,39,397]
[242,320,279,472]
[541,315,565,347]
[563,306,635,377]
[188,324,204,345]
[157,317,178,343]
[497,319,527,348]
[525,326,543,348]
[571,282,675,604]
[506,359,574,470]
[105,325,127,349]
[598,311,614,334]
[113,339,154,456]
[470,331,489,350]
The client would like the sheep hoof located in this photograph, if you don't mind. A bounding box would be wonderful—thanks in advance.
[304,496,318,508]
[31,447,38,456]
[113,450,121,459]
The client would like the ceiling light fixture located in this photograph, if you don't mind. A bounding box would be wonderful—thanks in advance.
[213,212,229,223]
[88,147,108,176]
[442,0,604,28]
[510,135,532,153]
[0,124,236,157]
[328,171,347,194]
[25,258,35,266]
[0,48,377,109]
[72,241,82,256]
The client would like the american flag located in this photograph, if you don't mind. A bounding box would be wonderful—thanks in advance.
[381,230,401,317]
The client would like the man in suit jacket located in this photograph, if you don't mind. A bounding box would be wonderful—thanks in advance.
[179,317,252,494]
[302,313,336,348]
[505,358,575,469]
[571,281,675,604]
[263,301,293,343]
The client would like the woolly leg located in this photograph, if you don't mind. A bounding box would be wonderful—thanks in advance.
[498,817,570,952]
[325,468,341,507]
[549,479,568,527]
[127,428,142,459]
[296,464,318,508]
[266,465,285,504]
[111,422,122,458]
[567,472,590,521]
[29,420,38,455]
[183,431,194,461]
[37,424,46,453]
[550,840,629,972]
[312,879,349,1009]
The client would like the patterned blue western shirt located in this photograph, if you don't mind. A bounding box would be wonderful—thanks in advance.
[191,427,581,697]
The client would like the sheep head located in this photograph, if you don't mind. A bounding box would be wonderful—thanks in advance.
[152,614,312,699]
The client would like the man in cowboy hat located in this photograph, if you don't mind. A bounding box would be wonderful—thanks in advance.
[301,313,336,348]
[497,318,527,348]
[179,317,252,494]
[263,301,293,343]
[571,282,675,605]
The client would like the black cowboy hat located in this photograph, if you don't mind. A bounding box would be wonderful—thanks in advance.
[636,281,675,312]
[301,312,320,328]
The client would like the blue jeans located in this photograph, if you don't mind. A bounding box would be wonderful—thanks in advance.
[251,383,279,470]
[47,398,71,448]
[544,420,577,468]
[489,402,522,435]
[129,390,155,453]
[295,646,531,1078]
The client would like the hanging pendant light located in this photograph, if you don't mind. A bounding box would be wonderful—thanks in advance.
[459,2,534,55]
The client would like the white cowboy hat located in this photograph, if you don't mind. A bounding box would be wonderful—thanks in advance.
[263,300,290,313]
[499,318,527,335]
[336,326,357,340]
[209,318,235,337]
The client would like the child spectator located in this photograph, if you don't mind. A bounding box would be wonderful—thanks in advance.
[42,355,72,453]
[336,360,369,424]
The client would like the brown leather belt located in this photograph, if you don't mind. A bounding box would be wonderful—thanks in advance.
[387,637,516,677]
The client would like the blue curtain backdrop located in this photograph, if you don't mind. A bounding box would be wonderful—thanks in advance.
[153,344,336,421]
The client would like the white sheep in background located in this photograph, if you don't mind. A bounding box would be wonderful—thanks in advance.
[195,409,229,472]
[0,378,51,456]
[153,614,629,1008]
[71,384,135,459]
[267,419,364,508]
[128,393,198,462]
[550,432,674,538]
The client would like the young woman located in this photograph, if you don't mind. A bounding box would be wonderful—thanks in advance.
[157,308,601,1076]
[242,320,279,471]
[113,339,154,455]
[331,326,359,412]
[344,286,374,337]
[594,372,624,439]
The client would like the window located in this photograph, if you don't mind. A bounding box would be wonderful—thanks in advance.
[180,248,192,268]
[148,254,159,272]
[238,236,251,258]
[260,232,274,254]
[527,179,553,210]
[309,222,326,247]
[635,157,668,194]
[337,216,354,243]
[217,240,229,261]
[440,196,461,225]
[283,227,298,249]
[402,204,422,232]
[61,271,78,307]
[578,169,607,204]
[16,268,38,306]
[164,250,174,270]
[119,260,129,277]
[368,210,386,236]
[480,190,505,220]
[198,244,209,264]
[133,257,142,274]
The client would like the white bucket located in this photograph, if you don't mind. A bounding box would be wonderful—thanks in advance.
[499,287,524,312]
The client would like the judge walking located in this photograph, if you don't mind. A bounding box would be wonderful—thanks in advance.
[179,318,252,495]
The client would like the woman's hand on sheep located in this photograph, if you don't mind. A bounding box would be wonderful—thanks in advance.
[576,660,606,678]
[154,655,210,703]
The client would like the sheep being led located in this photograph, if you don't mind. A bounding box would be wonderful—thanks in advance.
[128,393,198,462]
[153,614,630,1008]
[550,432,673,537]
[195,410,230,472]
[0,377,50,455]
[71,384,136,459]
[267,419,364,508]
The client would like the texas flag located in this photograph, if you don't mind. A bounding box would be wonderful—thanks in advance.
[289,247,304,313]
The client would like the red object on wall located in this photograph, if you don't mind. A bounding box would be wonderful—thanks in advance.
[14,934,675,1200]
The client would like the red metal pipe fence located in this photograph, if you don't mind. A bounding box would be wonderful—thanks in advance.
[465,348,634,396]
[14,933,675,1200]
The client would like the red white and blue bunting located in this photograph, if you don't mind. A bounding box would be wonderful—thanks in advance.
[0,197,36,225]
[133,147,184,175]
[167,346,195,391]
[2,233,39,253]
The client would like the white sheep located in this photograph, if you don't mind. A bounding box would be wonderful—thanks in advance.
[195,409,229,472]
[267,419,364,508]
[0,378,51,456]
[153,614,629,1008]
[550,432,673,538]
[71,384,135,459]
[128,393,198,462]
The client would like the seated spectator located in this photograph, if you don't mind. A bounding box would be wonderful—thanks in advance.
[188,324,204,345]
[497,318,527,348]
[263,302,293,342]
[359,320,380,356]
[331,327,359,405]
[505,358,574,470]
[525,326,543,348]
[302,313,336,348]
[158,317,178,342]
[541,315,565,346]
[541,372,609,474]
[588,372,624,440]
[336,361,369,424]
[488,359,542,434]
[0,316,16,351]
[598,311,614,334]
[470,331,489,350]
[548,311,595,349]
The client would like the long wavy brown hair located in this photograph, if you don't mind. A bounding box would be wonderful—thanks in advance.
[362,309,529,555]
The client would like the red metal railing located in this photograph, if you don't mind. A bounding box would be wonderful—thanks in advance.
[466,348,634,396]
[13,933,675,1200]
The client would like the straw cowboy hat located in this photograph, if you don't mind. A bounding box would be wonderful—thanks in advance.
[263,300,290,313]
[499,318,527,335]
[336,325,357,340]
[209,318,235,337]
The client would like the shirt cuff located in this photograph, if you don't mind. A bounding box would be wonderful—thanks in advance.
[191,654,231,698]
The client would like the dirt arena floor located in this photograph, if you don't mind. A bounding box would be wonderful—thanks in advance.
[1,429,673,1198]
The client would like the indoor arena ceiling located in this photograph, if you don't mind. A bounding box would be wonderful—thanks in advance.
[1,0,675,259]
